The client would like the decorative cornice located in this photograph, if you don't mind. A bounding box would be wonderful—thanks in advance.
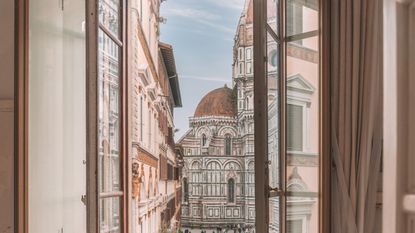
[133,142,159,167]
[190,116,237,127]
[287,43,319,64]
[287,152,318,167]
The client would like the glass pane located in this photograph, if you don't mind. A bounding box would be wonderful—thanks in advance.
[100,197,122,233]
[286,0,319,37]
[28,0,86,231]
[267,32,280,233]
[267,0,280,35]
[98,29,121,193]
[267,33,280,189]
[99,0,121,37]
[286,35,319,233]
[269,196,281,233]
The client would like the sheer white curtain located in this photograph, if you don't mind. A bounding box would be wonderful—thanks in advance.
[329,0,383,232]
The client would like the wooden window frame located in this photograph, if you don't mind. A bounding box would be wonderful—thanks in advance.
[253,0,330,233]
[14,0,129,231]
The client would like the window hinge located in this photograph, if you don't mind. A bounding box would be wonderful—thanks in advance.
[81,195,87,206]
[268,186,283,198]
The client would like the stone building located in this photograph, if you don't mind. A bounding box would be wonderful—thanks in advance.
[129,0,183,232]
[179,85,255,233]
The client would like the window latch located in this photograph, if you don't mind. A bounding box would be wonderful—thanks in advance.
[268,186,283,198]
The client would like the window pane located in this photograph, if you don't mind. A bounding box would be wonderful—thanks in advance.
[28,0,86,231]
[100,197,122,233]
[286,33,319,233]
[99,0,120,37]
[267,32,281,233]
[267,0,280,35]
[267,33,280,188]
[287,104,303,151]
[99,30,121,193]
[287,219,303,233]
[286,0,318,36]
[269,196,281,233]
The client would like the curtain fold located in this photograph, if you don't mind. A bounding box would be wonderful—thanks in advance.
[330,0,383,232]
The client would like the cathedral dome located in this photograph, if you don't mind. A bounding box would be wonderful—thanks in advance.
[194,85,236,117]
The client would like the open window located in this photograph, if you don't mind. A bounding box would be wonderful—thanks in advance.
[253,0,321,232]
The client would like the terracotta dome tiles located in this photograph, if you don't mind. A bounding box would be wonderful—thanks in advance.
[194,85,236,117]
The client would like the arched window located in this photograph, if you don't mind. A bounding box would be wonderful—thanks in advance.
[228,178,235,202]
[202,134,207,147]
[183,178,189,202]
[225,135,231,155]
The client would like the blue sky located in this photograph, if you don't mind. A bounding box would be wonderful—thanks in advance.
[160,0,245,140]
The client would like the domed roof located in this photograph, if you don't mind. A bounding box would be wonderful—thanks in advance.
[194,85,236,117]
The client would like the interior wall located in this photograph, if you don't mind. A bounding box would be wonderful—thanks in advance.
[383,1,415,232]
[0,0,15,232]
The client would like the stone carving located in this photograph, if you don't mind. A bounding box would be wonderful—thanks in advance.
[132,161,143,200]
[148,167,152,198]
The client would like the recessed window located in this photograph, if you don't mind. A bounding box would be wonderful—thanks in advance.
[239,47,244,60]
[239,62,244,75]
[246,48,252,60]
[183,178,189,202]
[225,135,232,155]
[202,134,207,147]
[287,104,303,151]
[246,62,253,74]
[287,220,303,233]
[228,178,235,203]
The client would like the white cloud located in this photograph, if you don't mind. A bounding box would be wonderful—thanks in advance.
[207,0,246,10]
[164,8,220,21]
[164,7,235,34]
[180,75,231,83]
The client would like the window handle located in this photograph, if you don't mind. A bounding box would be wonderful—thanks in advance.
[268,186,283,198]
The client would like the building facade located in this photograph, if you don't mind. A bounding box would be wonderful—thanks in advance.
[179,85,255,233]
[128,0,183,232]
[180,1,319,233]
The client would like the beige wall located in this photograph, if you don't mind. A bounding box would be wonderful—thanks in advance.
[0,0,14,232]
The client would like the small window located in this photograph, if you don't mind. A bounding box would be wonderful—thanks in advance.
[287,219,303,233]
[225,135,232,155]
[228,178,235,202]
[287,104,303,151]
[246,48,252,60]
[202,134,207,147]
[238,47,244,60]
[239,63,244,75]
[246,62,252,74]
[183,178,189,202]
[140,96,143,142]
